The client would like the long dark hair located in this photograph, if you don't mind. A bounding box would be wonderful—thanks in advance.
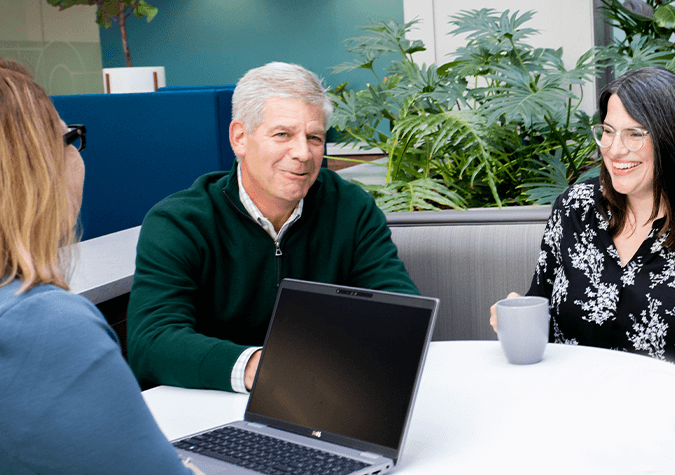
[598,66,675,249]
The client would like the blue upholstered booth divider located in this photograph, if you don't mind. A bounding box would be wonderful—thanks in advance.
[52,87,236,240]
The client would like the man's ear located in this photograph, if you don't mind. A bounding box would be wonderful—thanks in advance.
[229,120,247,157]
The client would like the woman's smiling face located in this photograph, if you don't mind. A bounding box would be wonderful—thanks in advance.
[601,94,656,204]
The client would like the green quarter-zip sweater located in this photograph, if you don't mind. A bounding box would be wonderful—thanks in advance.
[127,165,418,391]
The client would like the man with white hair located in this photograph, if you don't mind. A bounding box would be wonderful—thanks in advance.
[127,62,418,393]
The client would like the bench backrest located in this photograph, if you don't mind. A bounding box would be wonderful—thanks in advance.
[387,207,550,341]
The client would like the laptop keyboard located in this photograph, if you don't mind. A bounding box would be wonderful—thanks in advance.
[173,426,371,475]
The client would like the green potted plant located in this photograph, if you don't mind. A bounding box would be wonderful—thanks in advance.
[328,11,603,211]
[47,0,162,92]
[329,7,675,213]
[599,0,675,75]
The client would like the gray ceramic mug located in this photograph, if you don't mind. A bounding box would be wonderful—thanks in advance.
[496,296,550,364]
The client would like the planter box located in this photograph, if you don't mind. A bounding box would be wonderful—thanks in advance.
[103,66,166,93]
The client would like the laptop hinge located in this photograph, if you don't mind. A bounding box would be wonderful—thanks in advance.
[359,452,380,459]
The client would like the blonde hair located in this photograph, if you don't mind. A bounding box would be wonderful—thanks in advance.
[0,59,77,292]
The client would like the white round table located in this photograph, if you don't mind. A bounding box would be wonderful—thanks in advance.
[143,341,675,474]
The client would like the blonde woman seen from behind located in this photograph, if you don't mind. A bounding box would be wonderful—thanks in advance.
[0,59,203,475]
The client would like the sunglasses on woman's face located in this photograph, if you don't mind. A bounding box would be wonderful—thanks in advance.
[63,125,86,152]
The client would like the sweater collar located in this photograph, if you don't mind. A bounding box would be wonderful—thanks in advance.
[221,161,324,215]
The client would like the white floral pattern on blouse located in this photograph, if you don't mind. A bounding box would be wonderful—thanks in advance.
[528,178,675,362]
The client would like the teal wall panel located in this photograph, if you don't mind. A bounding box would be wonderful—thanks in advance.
[99,0,404,91]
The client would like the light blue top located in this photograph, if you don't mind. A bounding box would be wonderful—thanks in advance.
[0,280,191,475]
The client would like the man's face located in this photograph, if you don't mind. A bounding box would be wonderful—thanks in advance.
[230,97,326,218]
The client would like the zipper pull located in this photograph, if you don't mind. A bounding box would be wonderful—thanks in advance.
[275,241,282,257]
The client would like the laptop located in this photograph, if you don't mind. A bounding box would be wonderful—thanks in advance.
[172,278,439,475]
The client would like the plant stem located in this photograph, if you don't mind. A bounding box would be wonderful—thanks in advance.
[367,67,383,84]
[119,2,132,67]
[509,38,529,76]
[544,116,579,177]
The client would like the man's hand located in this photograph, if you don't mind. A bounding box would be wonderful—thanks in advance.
[183,459,206,475]
[244,349,262,390]
[489,292,521,333]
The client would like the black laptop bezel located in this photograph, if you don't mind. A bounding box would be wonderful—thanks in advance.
[243,278,438,463]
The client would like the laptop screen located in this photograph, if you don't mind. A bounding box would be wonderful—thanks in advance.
[245,280,437,455]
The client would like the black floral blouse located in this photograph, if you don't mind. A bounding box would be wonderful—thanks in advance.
[527,177,675,362]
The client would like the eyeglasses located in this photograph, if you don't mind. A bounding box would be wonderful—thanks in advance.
[591,124,649,152]
[64,124,86,152]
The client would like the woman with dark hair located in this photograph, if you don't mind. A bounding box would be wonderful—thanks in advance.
[0,58,202,474]
[490,66,675,362]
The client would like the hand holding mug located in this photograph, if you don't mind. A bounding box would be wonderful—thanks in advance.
[489,292,521,333]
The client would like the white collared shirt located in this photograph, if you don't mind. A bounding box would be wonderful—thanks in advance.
[230,164,303,393]
[237,163,303,241]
